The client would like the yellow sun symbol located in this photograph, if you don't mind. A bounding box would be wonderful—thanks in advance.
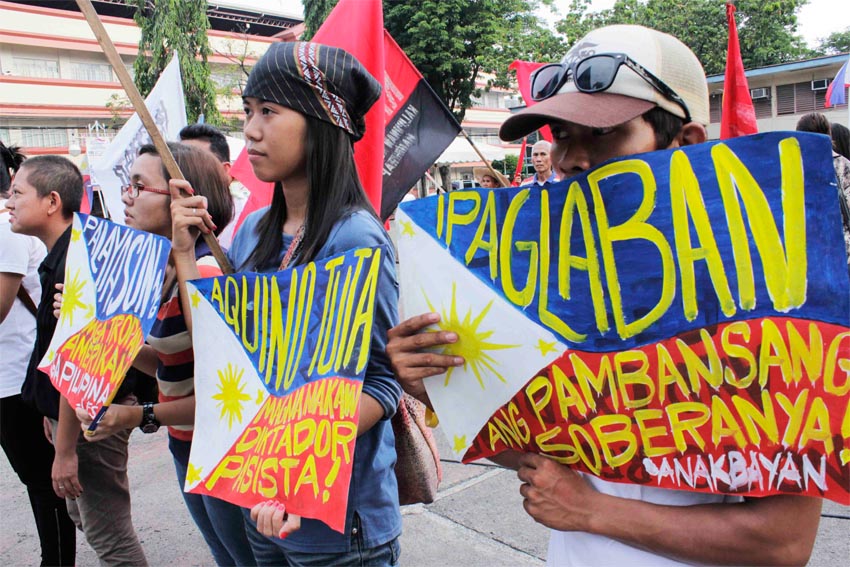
[255,389,265,405]
[61,269,89,327]
[399,219,415,237]
[190,291,201,308]
[212,363,251,429]
[70,228,81,242]
[186,462,203,484]
[425,283,517,389]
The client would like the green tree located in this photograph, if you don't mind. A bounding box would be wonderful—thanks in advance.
[385,0,563,122]
[491,153,519,176]
[133,0,221,124]
[302,0,336,40]
[814,27,850,56]
[557,0,809,76]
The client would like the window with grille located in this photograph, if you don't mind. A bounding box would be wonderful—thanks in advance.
[21,129,68,148]
[0,129,10,145]
[71,62,113,82]
[709,93,722,123]
[754,96,772,119]
[776,80,840,115]
[13,57,59,79]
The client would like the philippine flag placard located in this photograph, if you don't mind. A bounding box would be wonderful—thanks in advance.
[39,213,170,419]
[185,247,383,533]
[396,132,850,504]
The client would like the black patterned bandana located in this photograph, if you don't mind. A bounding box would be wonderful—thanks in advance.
[243,42,381,141]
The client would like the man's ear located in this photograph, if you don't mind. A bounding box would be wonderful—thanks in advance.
[47,190,63,216]
[676,122,708,147]
[222,161,232,177]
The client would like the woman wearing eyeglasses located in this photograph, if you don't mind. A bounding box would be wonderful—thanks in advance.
[74,142,257,566]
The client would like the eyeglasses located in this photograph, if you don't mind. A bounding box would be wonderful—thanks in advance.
[120,182,170,199]
[530,53,691,123]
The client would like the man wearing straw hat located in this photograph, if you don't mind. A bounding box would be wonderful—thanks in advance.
[474,167,510,188]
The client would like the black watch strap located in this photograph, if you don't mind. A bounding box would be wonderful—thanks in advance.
[139,402,160,434]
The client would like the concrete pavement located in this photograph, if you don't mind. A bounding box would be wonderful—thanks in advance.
[1,428,848,566]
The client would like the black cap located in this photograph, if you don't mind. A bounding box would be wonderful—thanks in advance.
[244,42,381,141]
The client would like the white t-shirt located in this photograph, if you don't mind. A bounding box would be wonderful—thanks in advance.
[0,200,46,398]
[547,476,743,567]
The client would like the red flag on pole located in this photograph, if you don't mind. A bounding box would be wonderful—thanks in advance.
[720,2,758,139]
[512,137,527,186]
[379,30,460,219]
[509,60,552,142]
[314,0,385,213]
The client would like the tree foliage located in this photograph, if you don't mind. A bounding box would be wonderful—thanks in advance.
[302,0,336,40]
[491,153,519,176]
[385,0,564,122]
[133,0,221,124]
[814,27,850,56]
[556,0,809,76]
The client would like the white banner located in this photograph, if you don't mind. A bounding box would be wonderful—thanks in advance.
[91,54,187,223]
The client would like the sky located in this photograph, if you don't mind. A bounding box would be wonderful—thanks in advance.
[542,0,850,47]
[234,0,848,49]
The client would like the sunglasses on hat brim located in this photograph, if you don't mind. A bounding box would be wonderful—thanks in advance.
[530,53,691,124]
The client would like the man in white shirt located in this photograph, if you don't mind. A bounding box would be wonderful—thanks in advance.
[0,143,75,565]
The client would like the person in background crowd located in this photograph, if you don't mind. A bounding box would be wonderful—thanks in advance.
[474,167,509,188]
[521,140,558,186]
[6,155,147,566]
[179,123,249,248]
[796,112,850,264]
[831,121,850,161]
[1,144,75,566]
[169,42,403,566]
[387,24,822,567]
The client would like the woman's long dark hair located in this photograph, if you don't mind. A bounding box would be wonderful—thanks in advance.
[242,115,377,271]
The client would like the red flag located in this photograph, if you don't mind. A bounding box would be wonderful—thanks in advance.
[508,60,552,142]
[229,148,274,235]
[314,0,385,213]
[379,30,460,219]
[720,3,758,139]
[512,137,527,186]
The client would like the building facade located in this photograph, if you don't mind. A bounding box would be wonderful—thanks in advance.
[706,54,849,139]
[0,0,300,156]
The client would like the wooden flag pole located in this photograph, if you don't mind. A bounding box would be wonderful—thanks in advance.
[74,0,232,273]
[459,130,505,184]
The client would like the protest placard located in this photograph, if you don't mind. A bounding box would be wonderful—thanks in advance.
[39,213,170,419]
[397,132,850,502]
[184,247,382,532]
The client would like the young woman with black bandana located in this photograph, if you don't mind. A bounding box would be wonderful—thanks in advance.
[168,43,403,566]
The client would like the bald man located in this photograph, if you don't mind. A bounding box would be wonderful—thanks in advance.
[521,140,558,187]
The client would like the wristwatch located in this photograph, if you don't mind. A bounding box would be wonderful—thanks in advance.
[139,402,160,434]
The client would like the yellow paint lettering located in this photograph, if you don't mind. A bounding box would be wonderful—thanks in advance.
[588,159,675,339]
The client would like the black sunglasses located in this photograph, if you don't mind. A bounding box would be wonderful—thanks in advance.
[530,53,691,123]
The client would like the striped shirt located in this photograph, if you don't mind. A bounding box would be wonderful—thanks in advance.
[147,254,221,441]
